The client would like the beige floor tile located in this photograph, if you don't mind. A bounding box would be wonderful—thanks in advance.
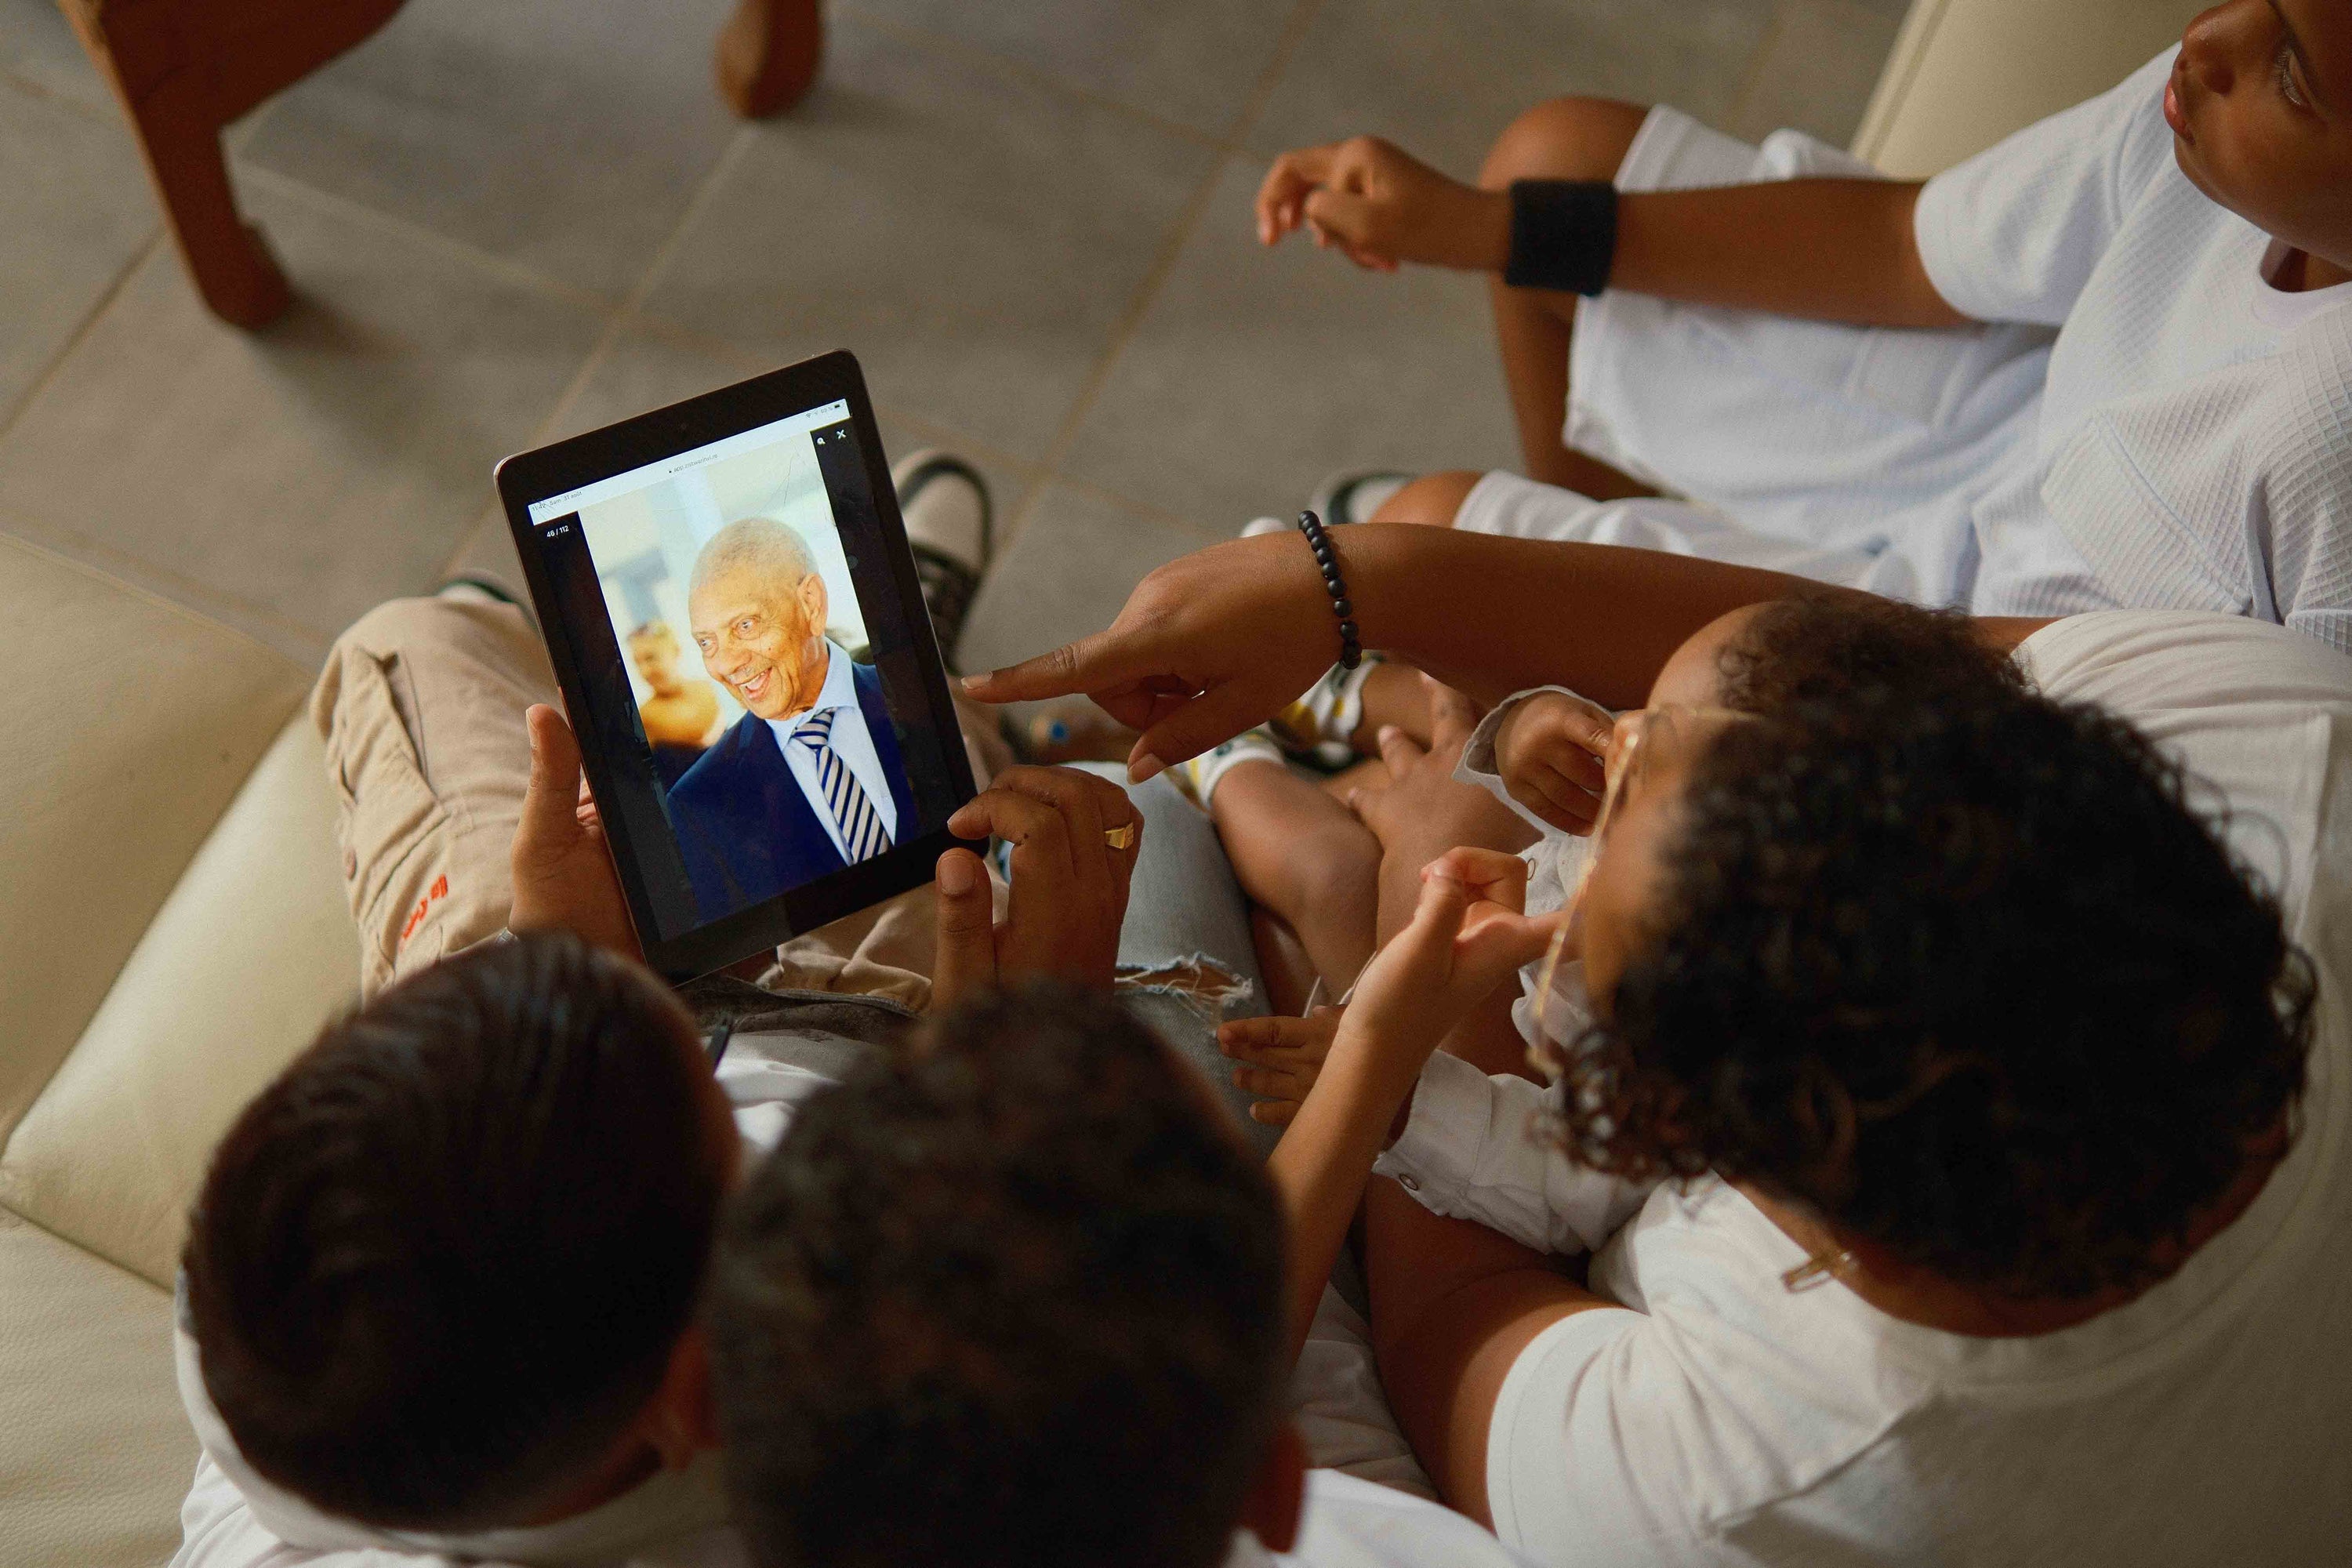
[1248,0,1777,177]
[235,0,745,300]
[0,179,604,651]
[843,0,1301,138]
[0,0,110,112]
[448,324,1044,590]
[0,76,154,420]
[1059,158,1519,536]
[1725,0,1907,148]
[641,16,1215,463]
[957,481,1226,683]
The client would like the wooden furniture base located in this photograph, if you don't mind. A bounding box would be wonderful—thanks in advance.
[57,0,824,330]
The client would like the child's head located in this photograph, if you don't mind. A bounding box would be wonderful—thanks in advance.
[182,933,738,1530]
[2169,1,2352,271]
[709,985,1294,1568]
[1550,606,2312,1301]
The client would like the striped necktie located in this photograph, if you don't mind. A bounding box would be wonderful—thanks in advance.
[790,706,893,865]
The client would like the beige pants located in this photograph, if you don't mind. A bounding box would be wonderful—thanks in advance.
[311,594,1006,1005]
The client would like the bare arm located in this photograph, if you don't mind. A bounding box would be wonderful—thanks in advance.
[964,525,1866,775]
[1613,180,1964,328]
[1256,136,1965,329]
[1363,1178,1617,1523]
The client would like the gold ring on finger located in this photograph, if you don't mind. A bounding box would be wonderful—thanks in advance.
[1103,822,1138,851]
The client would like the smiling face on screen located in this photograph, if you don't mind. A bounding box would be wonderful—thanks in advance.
[687,518,832,723]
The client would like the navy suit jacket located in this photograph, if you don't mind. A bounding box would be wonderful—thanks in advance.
[665,659,919,924]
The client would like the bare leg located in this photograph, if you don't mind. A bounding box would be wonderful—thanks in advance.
[1209,761,1382,995]
[1478,98,1657,499]
[1250,907,1320,1018]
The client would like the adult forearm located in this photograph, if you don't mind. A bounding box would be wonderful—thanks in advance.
[1339,524,1865,711]
[1602,178,1966,328]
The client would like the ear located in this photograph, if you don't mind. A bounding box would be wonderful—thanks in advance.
[638,1325,721,1470]
[1236,1421,1308,1555]
[799,572,828,633]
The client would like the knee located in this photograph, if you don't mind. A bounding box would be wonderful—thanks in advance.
[1478,96,1649,191]
[1369,470,1483,528]
[1290,821,1381,924]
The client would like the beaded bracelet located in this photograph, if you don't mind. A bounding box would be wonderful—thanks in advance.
[1297,510,1362,670]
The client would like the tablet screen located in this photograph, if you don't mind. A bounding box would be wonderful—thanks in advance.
[513,384,970,960]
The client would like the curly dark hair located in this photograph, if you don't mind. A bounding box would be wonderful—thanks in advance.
[1560,669,2313,1300]
[1711,593,2027,717]
[183,932,724,1529]
[710,985,1287,1568]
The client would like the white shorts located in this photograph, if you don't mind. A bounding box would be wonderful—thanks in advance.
[1457,106,2071,609]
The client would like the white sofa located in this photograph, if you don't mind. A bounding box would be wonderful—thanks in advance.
[0,2,2207,1563]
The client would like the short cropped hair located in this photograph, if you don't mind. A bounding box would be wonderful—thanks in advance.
[181,933,726,1529]
[710,986,1286,1568]
[690,517,816,601]
[1559,661,2314,1299]
[627,619,678,648]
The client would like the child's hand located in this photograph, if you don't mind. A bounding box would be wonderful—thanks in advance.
[1219,1007,1342,1127]
[1492,691,1614,834]
[1255,136,1511,272]
[1340,848,1559,1071]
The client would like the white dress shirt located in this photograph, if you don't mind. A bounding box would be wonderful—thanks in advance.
[764,639,898,860]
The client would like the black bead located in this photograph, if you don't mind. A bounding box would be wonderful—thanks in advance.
[1331,597,1352,618]
[1338,619,1359,640]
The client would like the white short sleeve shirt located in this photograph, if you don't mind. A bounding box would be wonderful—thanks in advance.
[1915,51,2352,650]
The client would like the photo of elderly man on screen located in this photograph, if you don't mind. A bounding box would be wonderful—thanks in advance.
[663,515,917,919]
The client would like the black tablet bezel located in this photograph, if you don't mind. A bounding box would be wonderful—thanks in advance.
[494,350,982,985]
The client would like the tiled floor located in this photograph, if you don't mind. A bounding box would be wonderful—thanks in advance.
[0,0,1905,673]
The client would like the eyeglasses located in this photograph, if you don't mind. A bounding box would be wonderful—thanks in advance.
[1526,705,1759,1085]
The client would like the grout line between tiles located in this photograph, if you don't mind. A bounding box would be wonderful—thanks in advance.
[1004,0,1327,544]
[434,123,762,580]
[831,2,1227,153]
[0,61,118,125]
[234,162,622,320]
[0,227,162,445]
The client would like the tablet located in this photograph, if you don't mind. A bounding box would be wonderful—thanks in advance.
[495,350,979,983]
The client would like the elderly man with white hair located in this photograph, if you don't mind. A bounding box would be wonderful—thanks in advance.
[666,514,918,921]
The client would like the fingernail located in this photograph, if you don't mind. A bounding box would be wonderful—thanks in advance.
[960,673,987,691]
[1129,753,1166,785]
[1378,725,1400,745]
[938,853,976,896]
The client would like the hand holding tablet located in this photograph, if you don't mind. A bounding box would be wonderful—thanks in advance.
[496,352,982,982]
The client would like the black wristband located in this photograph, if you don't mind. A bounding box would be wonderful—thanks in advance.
[1296,510,1362,671]
[1504,180,1618,296]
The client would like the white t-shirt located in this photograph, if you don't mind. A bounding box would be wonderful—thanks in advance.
[1915,52,2352,651]
[1385,611,2352,1565]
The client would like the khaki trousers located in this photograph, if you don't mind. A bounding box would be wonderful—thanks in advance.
[310,594,1004,1004]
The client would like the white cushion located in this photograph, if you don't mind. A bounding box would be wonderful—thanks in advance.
[1,716,360,1287]
[0,1208,191,1568]
[1854,0,2205,176]
[0,534,310,1149]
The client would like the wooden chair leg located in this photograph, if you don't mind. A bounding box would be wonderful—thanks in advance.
[58,0,406,329]
[122,94,293,328]
[716,0,823,119]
